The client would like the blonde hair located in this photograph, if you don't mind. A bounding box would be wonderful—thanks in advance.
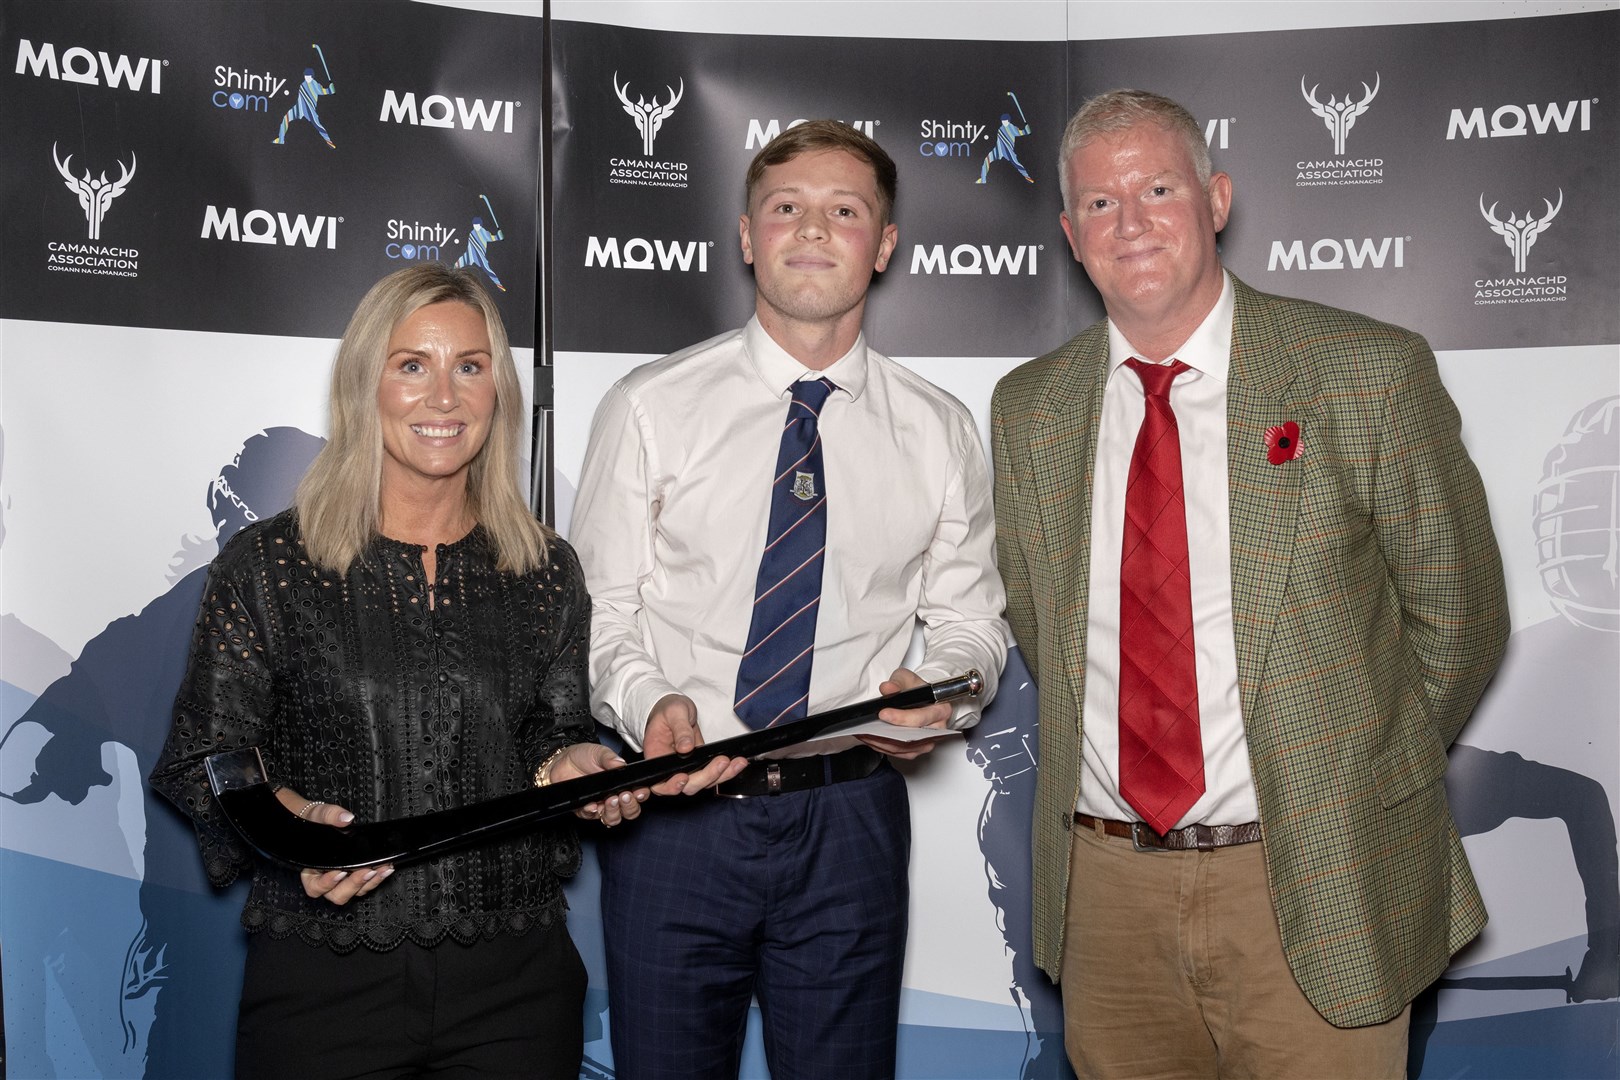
[295,264,548,574]
[1058,89,1213,211]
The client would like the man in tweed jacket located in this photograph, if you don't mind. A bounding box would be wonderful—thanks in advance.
[991,90,1508,1076]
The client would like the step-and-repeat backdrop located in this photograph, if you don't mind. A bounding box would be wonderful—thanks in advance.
[548,4,1618,1079]
[0,2,543,1077]
[3,1,1616,1077]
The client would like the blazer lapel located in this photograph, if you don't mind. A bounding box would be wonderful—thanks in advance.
[1027,323,1109,720]
[1226,279,1304,712]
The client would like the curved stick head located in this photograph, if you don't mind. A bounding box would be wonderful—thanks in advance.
[205,746,268,796]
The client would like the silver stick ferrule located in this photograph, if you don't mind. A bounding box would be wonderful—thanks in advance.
[930,670,983,702]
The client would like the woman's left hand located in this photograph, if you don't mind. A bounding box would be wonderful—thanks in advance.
[274,786,395,905]
[546,743,650,827]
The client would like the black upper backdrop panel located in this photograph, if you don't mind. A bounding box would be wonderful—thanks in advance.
[4,0,542,343]
[552,13,1616,356]
[4,6,1615,354]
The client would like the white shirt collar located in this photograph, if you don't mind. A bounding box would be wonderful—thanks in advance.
[743,316,869,400]
[1105,270,1235,383]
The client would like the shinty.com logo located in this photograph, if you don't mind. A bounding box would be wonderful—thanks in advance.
[211,65,289,116]
[46,142,140,278]
[609,72,688,189]
[1474,190,1569,306]
[385,218,460,263]
[914,89,1036,186]
[209,46,339,149]
[382,196,509,292]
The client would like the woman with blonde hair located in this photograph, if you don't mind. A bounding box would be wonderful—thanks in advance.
[153,264,736,1078]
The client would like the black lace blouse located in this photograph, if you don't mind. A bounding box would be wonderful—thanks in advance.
[151,510,592,953]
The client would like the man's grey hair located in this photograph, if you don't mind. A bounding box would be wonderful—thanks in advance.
[1057,89,1213,210]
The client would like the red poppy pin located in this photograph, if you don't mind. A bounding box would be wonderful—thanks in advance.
[1265,421,1301,465]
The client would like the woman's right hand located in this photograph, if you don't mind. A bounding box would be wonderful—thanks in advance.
[275,787,395,905]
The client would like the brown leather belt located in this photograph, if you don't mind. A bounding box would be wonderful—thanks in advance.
[1076,813,1262,852]
[712,746,883,798]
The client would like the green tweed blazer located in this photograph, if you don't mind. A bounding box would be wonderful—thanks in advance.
[990,276,1509,1028]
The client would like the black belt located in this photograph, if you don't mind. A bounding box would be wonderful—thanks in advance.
[712,746,883,798]
[1076,813,1262,851]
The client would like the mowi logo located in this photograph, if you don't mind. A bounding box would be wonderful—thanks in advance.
[746,118,876,150]
[201,206,340,248]
[1267,236,1406,271]
[379,90,521,133]
[909,244,1039,275]
[15,39,164,93]
[585,236,710,272]
[1446,100,1595,139]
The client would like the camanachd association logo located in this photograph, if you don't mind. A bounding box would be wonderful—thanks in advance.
[1473,189,1569,306]
[46,142,141,278]
[1294,72,1387,188]
[607,71,689,189]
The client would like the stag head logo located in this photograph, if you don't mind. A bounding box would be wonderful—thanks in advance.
[1480,190,1563,274]
[53,142,136,241]
[613,72,683,157]
[1301,73,1379,156]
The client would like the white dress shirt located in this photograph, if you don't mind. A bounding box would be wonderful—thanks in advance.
[1077,273,1261,828]
[570,317,1008,752]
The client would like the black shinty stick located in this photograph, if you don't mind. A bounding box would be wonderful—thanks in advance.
[205,671,983,871]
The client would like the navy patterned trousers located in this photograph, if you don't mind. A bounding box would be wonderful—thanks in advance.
[599,761,910,1080]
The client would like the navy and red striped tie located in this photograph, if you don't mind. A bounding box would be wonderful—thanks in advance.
[734,378,836,728]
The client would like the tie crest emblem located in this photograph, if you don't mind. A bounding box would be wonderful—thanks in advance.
[792,471,818,501]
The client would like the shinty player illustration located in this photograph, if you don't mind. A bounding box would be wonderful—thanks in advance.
[456,198,507,293]
[273,46,337,149]
[978,93,1035,185]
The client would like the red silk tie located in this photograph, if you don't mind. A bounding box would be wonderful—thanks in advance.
[1118,358,1204,835]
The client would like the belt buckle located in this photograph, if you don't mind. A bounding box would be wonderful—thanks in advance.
[1130,822,1164,852]
[765,763,782,796]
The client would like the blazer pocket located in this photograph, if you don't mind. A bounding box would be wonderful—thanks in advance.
[1372,726,1449,809]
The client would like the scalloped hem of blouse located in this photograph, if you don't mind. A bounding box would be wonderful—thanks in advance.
[240,900,568,954]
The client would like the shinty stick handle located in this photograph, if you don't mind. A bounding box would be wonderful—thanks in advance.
[206,671,983,871]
